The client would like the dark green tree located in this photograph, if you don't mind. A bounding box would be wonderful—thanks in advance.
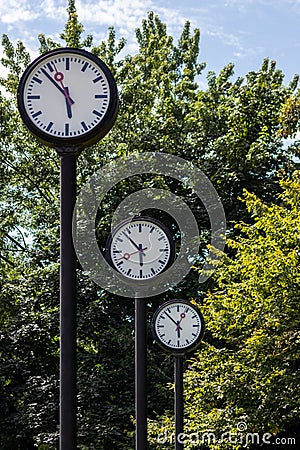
[1,0,299,448]
[148,172,300,448]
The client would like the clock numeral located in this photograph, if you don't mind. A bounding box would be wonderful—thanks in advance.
[95,94,108,99]
[65,57,70,70]
[151,268,156,276]
[158,260,165,265]
[160,333,165,338]
[127,268,132,276]
[140,269,143,278]
[150,226,155,233]
[186,339,190,345]
[193,324,200,327]
[139,224,142,232]
[158,236,164,241]
[27,95,40,100]
[177,340,180,347]
[65,123,69,136]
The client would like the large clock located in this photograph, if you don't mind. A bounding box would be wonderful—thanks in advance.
[105,216,175,281]
[152,300,205,353]
[17,48,118,147]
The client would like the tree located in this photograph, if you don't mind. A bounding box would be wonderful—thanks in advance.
[148,172,300,448]
[1,0,299,448]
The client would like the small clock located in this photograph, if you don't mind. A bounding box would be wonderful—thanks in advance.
[152,300,205,353]
[105,216,175,281]
[17,48,118,147]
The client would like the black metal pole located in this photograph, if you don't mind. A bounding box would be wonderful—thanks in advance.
[135,292,147,449]
[175,355,184,450]
[59,152,77,450]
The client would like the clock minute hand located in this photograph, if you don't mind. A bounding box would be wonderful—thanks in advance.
[123,232,146,256]
[165,312,182,330]
[40,68,75,104]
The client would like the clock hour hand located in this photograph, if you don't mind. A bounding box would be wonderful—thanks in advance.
[176,321,181,338]
[138,244,144,266]
[176,313,186,338]
[64,87,72,118]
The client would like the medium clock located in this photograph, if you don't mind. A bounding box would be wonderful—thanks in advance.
[152,300,205,353]
[105,216,175,281]
[17,48,118,147]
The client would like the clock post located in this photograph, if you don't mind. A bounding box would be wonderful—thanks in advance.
[135,290,147,449]
[151,299,205,449]
[105,216,175,450]
[17,47,119,450]
[56,146,80,450]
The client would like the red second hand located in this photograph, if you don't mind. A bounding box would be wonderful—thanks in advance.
[117,247,148,261]
[176,313,186,331]
[52,62,73,106]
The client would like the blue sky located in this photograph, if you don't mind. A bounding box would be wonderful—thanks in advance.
[0,0,299,86]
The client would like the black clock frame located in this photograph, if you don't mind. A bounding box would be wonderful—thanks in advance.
[105,216,175,280]
[17,47,119,148]
[151,299,205,354]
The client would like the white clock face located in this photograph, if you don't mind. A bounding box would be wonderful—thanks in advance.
[108,219,173,280]
[153,301,204,352]
[18,49,118,146]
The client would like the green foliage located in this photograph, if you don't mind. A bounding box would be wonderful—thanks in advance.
[1,0,300,448]
[148,173,300,448]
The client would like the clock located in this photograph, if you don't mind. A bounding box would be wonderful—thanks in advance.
[152,300,204,353]
[105,216,175,281]
[17,48,118,147]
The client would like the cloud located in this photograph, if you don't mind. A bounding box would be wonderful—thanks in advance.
[0,0,67,25]
[40,0,67,20]
[0,0,39,24]
[224,0,300,13]
[75,0,187,38]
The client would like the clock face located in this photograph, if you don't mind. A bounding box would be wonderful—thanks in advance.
[106,217,174,281]
[17,48,118,147]
[152,300,204,353]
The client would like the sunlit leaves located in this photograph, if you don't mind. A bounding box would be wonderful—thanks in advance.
[161,173,299,448]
